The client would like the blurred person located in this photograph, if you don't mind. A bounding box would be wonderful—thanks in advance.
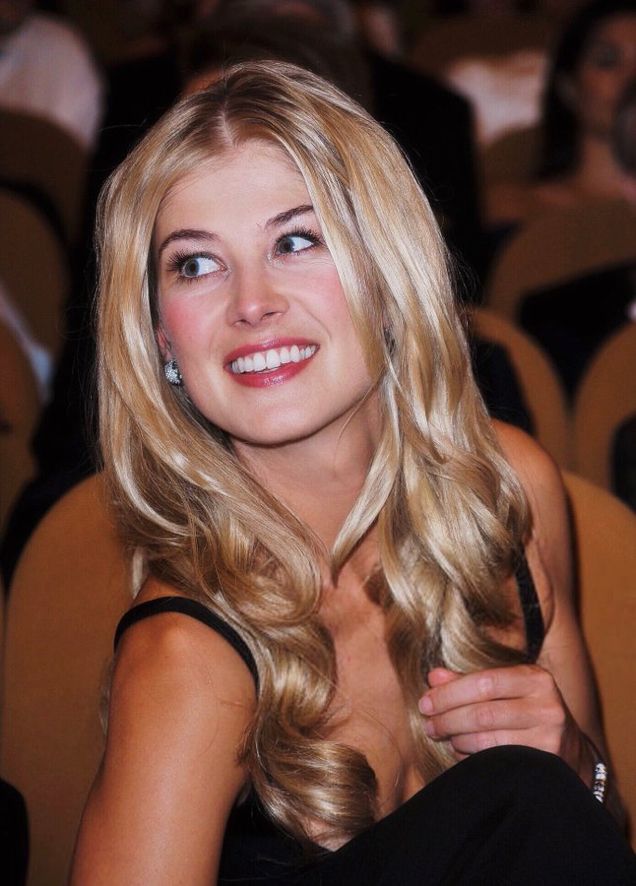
[487,0,636,226]
[519,78,636,398]
[0,0,104,149]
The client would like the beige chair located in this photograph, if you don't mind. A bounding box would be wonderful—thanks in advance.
[409,14,552,77]
[485,198,636,322]
[0,474,131,886]
[0,110,88,245]
[572,324,636,491]
[480,125,541,188]
[0,321,40,535]
[562,471,636,847]
[472,308,571,466]
[0,190,69,358]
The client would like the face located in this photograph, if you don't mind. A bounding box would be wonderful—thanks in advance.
[154,141,376,453]
[567,14,636,139]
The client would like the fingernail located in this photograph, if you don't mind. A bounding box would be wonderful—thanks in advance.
[419,695,433,715]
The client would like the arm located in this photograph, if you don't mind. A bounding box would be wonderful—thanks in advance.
[419,425,621,815]
[71,590,256,885]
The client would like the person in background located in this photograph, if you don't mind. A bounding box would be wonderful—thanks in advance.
[519,76,636,398]
[486,0,636,226]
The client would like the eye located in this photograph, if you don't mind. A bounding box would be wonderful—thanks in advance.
[166,251,223,281]
[275,229,321,256]
[588,42,620,70]
[179,254,221,278]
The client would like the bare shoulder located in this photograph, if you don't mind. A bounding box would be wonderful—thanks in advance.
[71,577,256,884]
[493,419,565,510]
[493,421,571,628]
[114,575,257,714]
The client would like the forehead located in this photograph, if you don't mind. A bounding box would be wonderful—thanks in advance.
[155,140,309,229]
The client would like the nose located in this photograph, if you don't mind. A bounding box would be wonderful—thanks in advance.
[225,265,289,327]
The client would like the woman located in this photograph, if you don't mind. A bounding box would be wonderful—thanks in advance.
[71,61,634,883]
[486,0,636,226]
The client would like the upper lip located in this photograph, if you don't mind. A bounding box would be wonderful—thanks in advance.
[223,337,318,365]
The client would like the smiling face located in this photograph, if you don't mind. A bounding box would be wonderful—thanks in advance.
[153,140,377,455]
[567,14,636,139]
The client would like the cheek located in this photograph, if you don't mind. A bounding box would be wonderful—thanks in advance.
[158,295,218,359]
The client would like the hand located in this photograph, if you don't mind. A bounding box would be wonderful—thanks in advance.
[418,665,587,774]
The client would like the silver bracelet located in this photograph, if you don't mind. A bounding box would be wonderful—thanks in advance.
[591,760,608,804]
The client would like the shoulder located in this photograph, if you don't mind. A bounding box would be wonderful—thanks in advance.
[493,420,565,509]
[114,577,257,717]
[72,579,255,882]
[493,421,572,630]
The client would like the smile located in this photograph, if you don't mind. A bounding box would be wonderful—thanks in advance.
[230,345,317,374]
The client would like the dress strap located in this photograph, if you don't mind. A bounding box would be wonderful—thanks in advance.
[114,596,259,687]
[514,554,545,661]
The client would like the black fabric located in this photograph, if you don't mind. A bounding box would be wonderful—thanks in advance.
[612,413,636,512]
[114,596,259,687]
[0,778,29,886]
[515,551,545,662]
[109,579,635,884]
[471,336,533,434]
[219,747,635,885]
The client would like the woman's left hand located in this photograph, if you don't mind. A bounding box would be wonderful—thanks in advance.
[419,665,588,774]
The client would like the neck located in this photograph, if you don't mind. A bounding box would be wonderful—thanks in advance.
[571,135,627,198]
[234,398,381,551]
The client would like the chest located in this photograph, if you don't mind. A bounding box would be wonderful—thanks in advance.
[320,593,425,814]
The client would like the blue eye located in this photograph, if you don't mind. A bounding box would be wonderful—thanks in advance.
[179,255,221,278]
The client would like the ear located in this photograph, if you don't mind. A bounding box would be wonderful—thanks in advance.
[155,325,172,362]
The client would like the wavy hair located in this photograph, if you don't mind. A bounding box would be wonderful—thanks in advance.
[97,60,530,848]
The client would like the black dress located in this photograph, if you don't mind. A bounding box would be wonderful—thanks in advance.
[114,565,635,884]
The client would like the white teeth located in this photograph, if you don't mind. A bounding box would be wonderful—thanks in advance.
[265,348,280,369]
[230,344,317,374]
[253,352,266,371]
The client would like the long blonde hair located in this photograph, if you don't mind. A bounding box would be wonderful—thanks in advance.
[97,60,530,847]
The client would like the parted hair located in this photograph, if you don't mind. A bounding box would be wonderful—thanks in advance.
[97,60,530,848]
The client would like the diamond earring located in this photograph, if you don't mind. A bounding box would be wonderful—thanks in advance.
[164,359,183,386]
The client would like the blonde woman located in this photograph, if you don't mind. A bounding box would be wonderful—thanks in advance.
[72,62,634,884]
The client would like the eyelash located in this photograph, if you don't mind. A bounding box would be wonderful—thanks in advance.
[275,226,324,254]
[165,249,221,284]
[165,226,324,285]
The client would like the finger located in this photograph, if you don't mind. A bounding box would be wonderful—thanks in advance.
[427,668,460,688]
[419,665,546,716]
[422,699,538,740]
[448,729,550,756]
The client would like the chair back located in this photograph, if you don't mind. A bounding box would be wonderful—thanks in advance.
[0,475,131,886]
[486,198,636,322]
[409,14,552,76]
[562,471,636,846]
[472,308,571,466]
[0,321,40,534]
[0,110,88,245]
[0,189,69,357]
[572,324,636,490]
[480,125,541,187]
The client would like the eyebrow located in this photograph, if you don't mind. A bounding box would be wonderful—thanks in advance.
[156,205,315,260]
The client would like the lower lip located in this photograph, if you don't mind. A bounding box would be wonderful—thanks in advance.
[225,353,316,388]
